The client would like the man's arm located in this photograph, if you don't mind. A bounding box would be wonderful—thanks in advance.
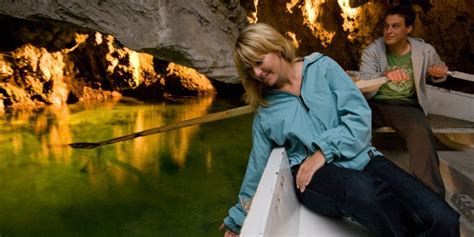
[358,42,387,99]
[359,42,384,80]
[425,44,448,83]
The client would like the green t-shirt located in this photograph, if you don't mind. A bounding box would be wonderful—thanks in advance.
[375,51,415,101]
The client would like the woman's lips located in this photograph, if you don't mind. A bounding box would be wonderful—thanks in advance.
[260,72,269,81]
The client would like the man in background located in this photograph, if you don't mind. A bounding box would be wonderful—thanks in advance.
[359,5,448,197]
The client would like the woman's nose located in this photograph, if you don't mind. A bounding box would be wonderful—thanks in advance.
[252,67,261,77]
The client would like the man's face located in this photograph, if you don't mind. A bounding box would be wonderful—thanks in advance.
[383,14,413,46]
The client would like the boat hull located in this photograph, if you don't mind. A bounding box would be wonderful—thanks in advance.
[240,148,372,236]
[427,85,474,122]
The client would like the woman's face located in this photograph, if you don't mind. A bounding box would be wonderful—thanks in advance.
[247,52,282,87]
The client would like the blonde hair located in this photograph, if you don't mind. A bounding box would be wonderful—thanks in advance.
[234,23,296,109]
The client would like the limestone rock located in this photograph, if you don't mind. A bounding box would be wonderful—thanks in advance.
[0,19,217,108]
[0,57,14,81]
[0,0,247,84]
[164,62,216,96]
[242,0,474,72]
[0,44,69,107]
[0,0,472,110]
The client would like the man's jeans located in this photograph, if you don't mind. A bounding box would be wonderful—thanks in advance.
[369,100,446,197]
[291,156,459,237]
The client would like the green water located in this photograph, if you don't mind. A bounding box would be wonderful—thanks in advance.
[0,97,253,237]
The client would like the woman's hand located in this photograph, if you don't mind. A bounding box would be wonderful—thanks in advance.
[296,150,326,193]
[219,223,239,237]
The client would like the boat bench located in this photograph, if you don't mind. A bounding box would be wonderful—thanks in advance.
[240,148,372,237]
[373,114,474,134]
[373,114,474,150]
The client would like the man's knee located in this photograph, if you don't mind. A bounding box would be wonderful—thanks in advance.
[404,121,434,141]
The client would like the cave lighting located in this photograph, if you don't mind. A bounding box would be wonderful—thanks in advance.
[302,0,336,47]
[248,0,259,23]
[338,0,363,41]
[254,0,373,46]
[250,0,337,47]
[286,31,300,49]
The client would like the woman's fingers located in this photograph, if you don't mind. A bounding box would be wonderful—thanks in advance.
[225,229,239,237]
[296,166,303,189]
[296,164,311,192]
[220,223,239,237]
[296,151,326,193]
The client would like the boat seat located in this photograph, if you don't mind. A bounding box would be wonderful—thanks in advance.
[374,114,474,134]
[373,114,474,150]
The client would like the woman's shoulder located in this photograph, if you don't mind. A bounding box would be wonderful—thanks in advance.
[304,52,325,63]
[304,52,341,71]
[303,52,330,72]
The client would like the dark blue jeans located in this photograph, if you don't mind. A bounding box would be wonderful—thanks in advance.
[292,156,459,237]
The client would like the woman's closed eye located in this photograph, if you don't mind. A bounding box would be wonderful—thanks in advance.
[245,61,262,74]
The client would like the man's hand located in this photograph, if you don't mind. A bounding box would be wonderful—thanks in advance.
[428,64,448,78]
[296,150,326,193]
[384,68,409,82]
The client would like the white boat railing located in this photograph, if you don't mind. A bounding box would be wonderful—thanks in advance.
[240,148,372,237]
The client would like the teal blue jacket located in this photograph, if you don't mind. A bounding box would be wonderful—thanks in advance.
[224,53,383,233]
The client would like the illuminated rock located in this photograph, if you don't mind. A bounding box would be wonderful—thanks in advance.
[0,0,247,84]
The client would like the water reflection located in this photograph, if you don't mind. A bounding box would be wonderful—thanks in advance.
[0,96,253,237]
[16,96,215,186]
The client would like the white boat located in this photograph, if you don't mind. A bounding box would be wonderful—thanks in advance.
[240,148,373,237]
[239,74,474,236]
[427,84,474,123]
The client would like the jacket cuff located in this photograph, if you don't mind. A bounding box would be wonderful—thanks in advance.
[316,140,336,163]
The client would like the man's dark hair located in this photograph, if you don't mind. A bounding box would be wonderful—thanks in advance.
[383,5,416,27]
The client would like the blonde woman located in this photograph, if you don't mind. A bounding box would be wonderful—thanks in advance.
[221,23,459,237]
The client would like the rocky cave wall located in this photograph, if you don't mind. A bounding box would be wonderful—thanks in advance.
[0,0,472,111]
[0,0,245,110]
[243,0,474,72]
[0,16,217,110]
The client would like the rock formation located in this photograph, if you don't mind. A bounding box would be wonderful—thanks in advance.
[0,0,246,83]
[0,0,472,110]
[0,15,218,109]
[242,0,474,72]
